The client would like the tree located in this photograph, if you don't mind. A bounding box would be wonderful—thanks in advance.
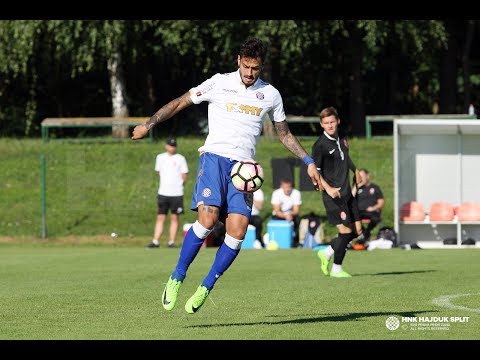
[0,20,43,136]
[46,20,143,137]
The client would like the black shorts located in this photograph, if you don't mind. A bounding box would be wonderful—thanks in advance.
[157,194,185,215]
[322,193,361,226]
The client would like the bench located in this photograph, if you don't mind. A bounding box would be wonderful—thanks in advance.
[41,117,153,142]
[365,114,477,139]
[286,115,318,123]
[285,115,318,134]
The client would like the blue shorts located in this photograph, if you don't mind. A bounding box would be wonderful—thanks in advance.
[190,152,253,218]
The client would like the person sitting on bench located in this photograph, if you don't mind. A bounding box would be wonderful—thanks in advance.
[354,168,384,242]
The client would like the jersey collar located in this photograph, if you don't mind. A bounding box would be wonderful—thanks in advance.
[323,131,338,141]
[324,131,344,160]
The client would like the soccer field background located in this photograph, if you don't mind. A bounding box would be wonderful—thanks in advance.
[1,244,479,340]
[0,137,392,242]
[2,137,478,342]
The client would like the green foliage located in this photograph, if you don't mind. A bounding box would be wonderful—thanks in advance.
[0,19,468,138]
[0,20,41,76]
[470,74,480,86]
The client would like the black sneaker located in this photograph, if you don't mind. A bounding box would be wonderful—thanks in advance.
[145,242,159,249]
[167,241,177,248]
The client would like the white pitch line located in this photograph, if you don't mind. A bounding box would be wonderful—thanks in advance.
[432,293,480,313]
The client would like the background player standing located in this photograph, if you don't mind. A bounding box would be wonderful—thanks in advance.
[312,106,362,278]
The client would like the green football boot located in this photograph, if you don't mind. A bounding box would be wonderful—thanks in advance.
[317,250,330,276]
[185,285,210,314]
[162,277,183,311]
[329,270,352,278]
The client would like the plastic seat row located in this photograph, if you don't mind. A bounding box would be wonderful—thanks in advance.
[400,201,480,222]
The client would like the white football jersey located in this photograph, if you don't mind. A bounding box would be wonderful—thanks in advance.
[155,152,189,196]
[271,188,302,215]
[190,70,286,161]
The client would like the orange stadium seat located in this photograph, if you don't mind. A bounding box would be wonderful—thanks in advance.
[457,202,480,221]
[400,201,426,221]
[429,202,455,221]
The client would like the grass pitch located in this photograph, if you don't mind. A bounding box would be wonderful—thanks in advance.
[1,243,479,340]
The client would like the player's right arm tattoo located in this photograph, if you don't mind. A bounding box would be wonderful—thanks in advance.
[144,92,193,130]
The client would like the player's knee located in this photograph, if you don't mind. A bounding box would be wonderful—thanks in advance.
[197,214,219,230]
[225,227,246,240]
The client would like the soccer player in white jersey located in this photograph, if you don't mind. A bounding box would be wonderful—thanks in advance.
[145,137,189,249]
[132,37,339,314]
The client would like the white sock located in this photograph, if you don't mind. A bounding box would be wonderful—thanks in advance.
[331,263,342,274]
[324,245,334,259]
[152,239,159,245]
[224,233,243,250]
[192,220,212,239]
[168,240,175,245]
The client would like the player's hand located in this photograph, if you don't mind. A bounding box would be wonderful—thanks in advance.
[307,164,324,191]
[326,186,341,199]
[284,213,293,221]
[132,124,149,140]
[355,169,366,187]
[316,181,325,192]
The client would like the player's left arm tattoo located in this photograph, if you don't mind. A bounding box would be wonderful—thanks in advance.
[274,120,309,158]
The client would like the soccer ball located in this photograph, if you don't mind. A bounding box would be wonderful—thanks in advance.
[230,159,264,193]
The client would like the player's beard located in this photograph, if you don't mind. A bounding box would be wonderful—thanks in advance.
[243,76,255,86]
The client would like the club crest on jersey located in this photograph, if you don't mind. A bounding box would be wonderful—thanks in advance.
[340,211,347,220]
[343,138,349,148]
[202,188,212,197]
[370,188,375,195]
[256,92,264,100]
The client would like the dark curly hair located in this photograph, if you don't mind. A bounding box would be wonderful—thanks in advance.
[238,37,267,63]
